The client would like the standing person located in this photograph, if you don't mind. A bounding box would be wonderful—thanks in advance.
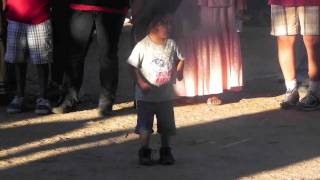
[128,14,184,165]
[174,0,245,105]
[52,0,129,116]
[3,0,53,114]
[269,0,320,111]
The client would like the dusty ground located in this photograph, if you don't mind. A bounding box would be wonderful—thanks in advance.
[1,26,320,180]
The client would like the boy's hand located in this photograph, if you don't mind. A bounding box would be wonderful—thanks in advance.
[176,69,183,81]
[176,60,184,81]
[137,79,153,94]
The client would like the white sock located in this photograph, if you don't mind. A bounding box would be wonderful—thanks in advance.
[309,80,320,93]
[285,79,297,92]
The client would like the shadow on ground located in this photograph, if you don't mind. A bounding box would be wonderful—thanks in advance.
[1,108,320,179]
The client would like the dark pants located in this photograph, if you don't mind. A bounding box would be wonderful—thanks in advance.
[51,1,71,85]
[66,10,125,105]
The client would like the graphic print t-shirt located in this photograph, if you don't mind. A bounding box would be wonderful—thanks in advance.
[128,36,185,102]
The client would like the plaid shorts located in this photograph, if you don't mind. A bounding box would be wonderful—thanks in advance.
[271,5,320,36]
[5,20,53,64]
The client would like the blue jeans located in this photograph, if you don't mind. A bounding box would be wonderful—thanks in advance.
[66,10,125,105]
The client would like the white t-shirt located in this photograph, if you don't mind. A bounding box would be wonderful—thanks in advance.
[128,36,185,102]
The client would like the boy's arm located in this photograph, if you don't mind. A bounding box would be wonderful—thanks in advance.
[129,65,153,94]
[176,60,184,81]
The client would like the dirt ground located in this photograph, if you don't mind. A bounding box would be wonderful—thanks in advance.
[1,26,320,180]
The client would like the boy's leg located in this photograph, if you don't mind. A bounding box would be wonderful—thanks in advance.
[95,12,125,116]
[139,133,151,148]
[160,134,171,148]
[136,101,155,165]
[156,101,176,165]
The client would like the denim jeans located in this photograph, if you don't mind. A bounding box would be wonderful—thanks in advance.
[66,10,125,105]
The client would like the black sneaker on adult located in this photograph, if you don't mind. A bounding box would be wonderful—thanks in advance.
[7,96,24,113]
[159,147,175,165]
[98,96,113,117]
[280,89,300,110]
[297,91,320,111]
[51,94,78,114]
[138,147,153,166]
[35,98,52,115]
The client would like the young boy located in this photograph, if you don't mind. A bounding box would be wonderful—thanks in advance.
[128,14,184,166]
[3,0,52,114]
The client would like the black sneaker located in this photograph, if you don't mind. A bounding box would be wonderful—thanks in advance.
[159,147,175,165]
[280,89,300,110]
[297,91,320,111]
[51,93,78,114]
[7,96,24,113]
[138,147,153,166]
[35,98,52,115]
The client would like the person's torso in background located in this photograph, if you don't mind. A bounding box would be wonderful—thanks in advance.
[6,0,49,24]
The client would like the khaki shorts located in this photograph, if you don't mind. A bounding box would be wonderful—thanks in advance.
[271,5,320,36]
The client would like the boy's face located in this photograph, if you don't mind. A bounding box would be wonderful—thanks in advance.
[154,17,171,39]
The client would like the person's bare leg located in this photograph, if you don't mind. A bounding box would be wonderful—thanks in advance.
[138,133,153,165]
[277,36,297,82]
[303,35,320,82]
[277,36,300,109]
[139,133,150,148]
[297,35,320,110]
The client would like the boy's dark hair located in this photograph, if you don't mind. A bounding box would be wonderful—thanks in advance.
[147,13,170,34]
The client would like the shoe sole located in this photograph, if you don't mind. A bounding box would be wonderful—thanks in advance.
[35,109,51,115]
[139,160,155,166]
[159,160,175,165]
[280,103,298,110]
[7,109,22,114]
[297,105,320,112]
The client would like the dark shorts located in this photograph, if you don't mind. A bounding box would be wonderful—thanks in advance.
[135,100,176,135]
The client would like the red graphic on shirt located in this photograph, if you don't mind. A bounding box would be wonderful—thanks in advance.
[155,71,172,86]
